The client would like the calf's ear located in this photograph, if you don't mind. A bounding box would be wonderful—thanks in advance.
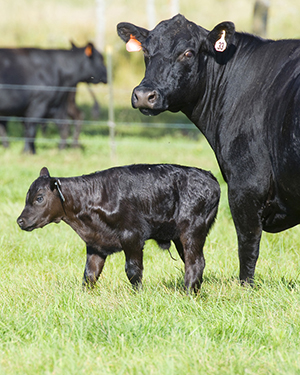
[206,21,235,53]
[117,22,149,49]
[50,178,65,202]
[40,167,50,178]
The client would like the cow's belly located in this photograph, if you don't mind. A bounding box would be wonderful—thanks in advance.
[262,183,300,233]
[262,210,300,233]
[0,91,29,116]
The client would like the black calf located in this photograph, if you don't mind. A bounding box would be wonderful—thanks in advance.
[17,164,220,292]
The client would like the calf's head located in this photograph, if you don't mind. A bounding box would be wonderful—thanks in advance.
[17,167,65,232]
[117,14,235,116]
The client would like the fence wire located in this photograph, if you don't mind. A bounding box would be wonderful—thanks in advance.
[0,83,196,148]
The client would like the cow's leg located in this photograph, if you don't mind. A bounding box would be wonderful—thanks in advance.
[0,121,9,148]
[71,119,83,148]
[58,121,70,150]
[82,246,106,289]
[123,245,144,289]
[66,97,83,148]
[181,226,207,293]
[228,188,263,284]
[23,121,37,154]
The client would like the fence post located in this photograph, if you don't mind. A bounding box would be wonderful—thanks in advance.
[106,45,116,161]
[96,0,105,52]
[252,0,269,37]
[147,0,156,29]
[170,0,180,17]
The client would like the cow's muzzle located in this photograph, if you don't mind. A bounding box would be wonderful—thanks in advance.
[131,86,165,115]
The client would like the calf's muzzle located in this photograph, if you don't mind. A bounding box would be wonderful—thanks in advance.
[17,216,25,229]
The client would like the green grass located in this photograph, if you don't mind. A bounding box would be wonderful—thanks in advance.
[1,1,300,373]
[1,136,300,374]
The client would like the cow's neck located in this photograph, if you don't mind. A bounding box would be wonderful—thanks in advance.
[55,50,88,86]
[184,67,228,151]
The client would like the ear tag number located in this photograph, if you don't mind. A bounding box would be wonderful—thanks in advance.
[214,30,227,52]
[126,35,142,52]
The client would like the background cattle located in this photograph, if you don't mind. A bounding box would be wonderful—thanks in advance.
[117,14,300,284]
[17,164,220,292]
[40,86,101,150]
[0,42,107,153]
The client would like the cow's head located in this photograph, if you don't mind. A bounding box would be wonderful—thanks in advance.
[117,14,235,116]
[72,42,107,84]
[17,167,65,232]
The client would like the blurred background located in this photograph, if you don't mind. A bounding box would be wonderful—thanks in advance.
[1,0,300,149]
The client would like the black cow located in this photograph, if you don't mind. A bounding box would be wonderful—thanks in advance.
[17,165,220,292]
[117,14,300,284]
[0,42,107,153]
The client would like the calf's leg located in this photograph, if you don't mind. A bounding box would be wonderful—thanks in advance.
[173,238,185,262]
[181,227,207,293]
[82,246,106,289]
[123,246,144,289]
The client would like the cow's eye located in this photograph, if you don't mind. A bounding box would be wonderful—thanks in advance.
[36,195,44,203]
[184,50,194,58]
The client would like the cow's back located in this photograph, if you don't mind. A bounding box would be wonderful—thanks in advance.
[0,48,60,85]
[0,48,65,114]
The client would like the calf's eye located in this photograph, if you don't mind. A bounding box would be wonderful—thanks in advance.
[36,196,44,203]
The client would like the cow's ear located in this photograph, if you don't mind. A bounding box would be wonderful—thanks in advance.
[84,43,94,58]
[207,21,235,53]
[40,167,50,178]
[117,22,149,51]
[70,40,78,50]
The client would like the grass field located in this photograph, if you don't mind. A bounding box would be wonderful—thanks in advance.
[1,136,300,374]
[1,0,300,374]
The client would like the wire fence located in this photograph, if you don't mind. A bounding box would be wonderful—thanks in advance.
[0,81,196,135]
[0,82,198,159]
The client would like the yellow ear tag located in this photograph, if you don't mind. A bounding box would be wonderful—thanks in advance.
[126,35,142,52]
[214,30,227,52]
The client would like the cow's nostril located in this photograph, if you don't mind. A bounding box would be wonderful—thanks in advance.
[132,87,159,109]
[148,92,157,103]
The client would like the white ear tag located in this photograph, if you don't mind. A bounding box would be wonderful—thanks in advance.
[214,30,227,52]
[126,35,142,52]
